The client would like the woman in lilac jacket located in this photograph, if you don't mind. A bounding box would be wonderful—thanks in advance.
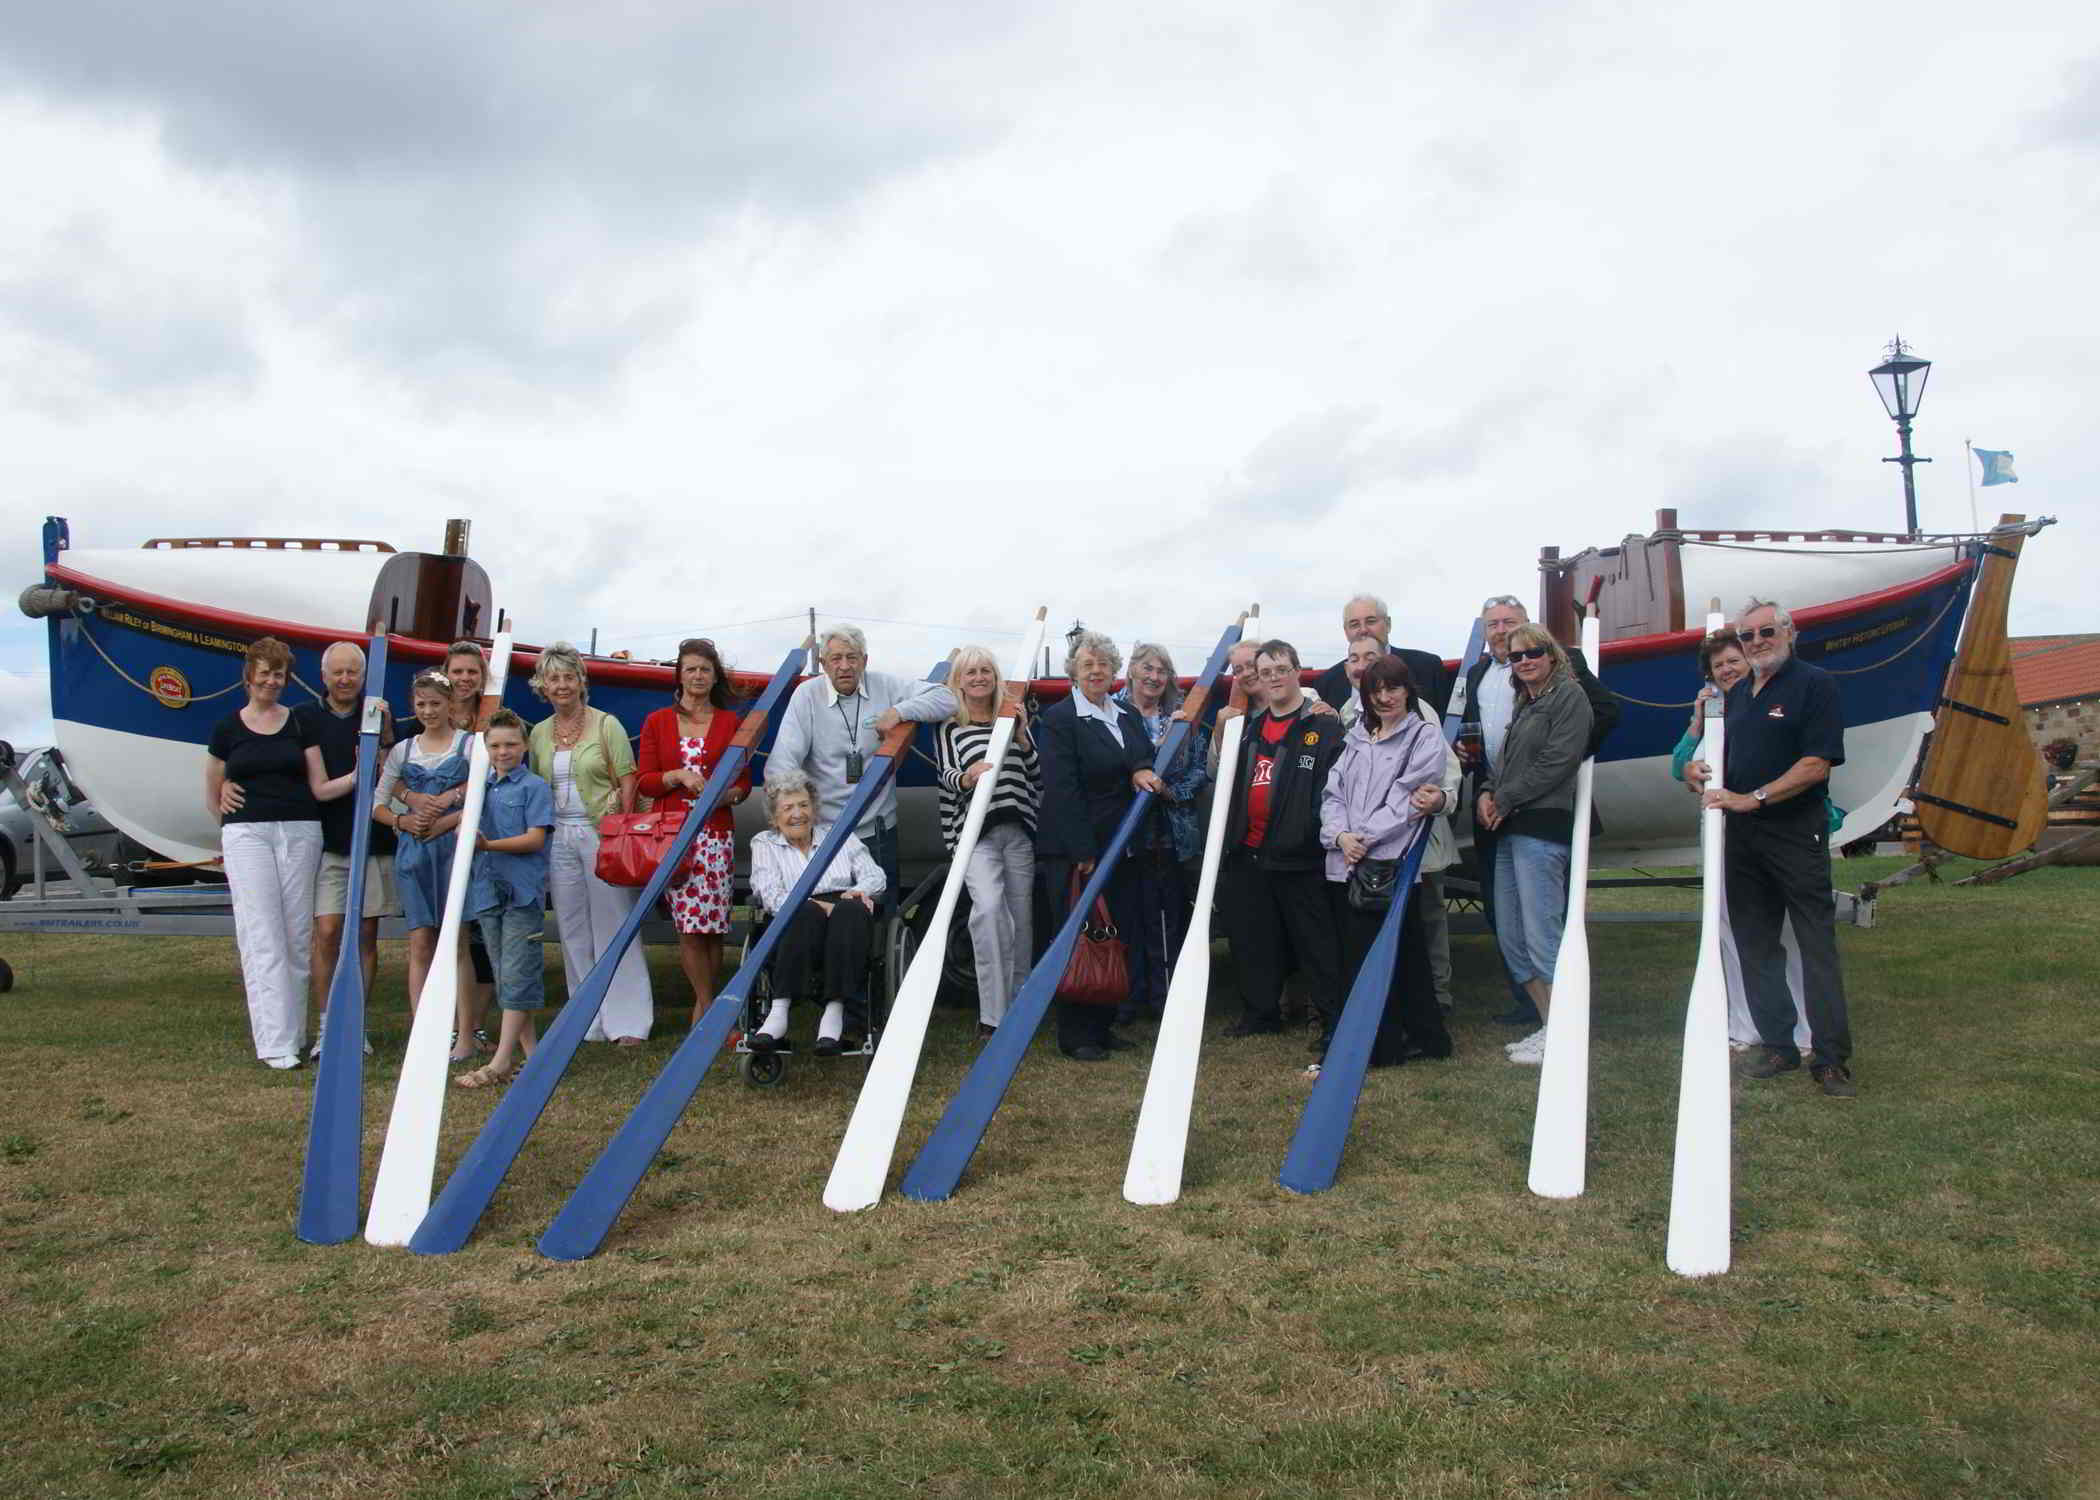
[1317,655,1458,1071]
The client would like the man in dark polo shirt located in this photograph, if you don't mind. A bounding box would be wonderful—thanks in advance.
[1686,599,1856,1097]
[292,641,397,1053]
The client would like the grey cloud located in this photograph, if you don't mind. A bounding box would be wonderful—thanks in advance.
[1662,433,1850,530]
[1214,405,1380,519]
[1212,389,1537,524]
[1158,179,1343,288]
[0,212,260,412]
[0,2,1031,389]
[2035,55,2100,150]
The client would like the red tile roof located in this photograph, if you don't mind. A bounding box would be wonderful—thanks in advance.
[2010,634,2100,659]
[2013,638,2100,707]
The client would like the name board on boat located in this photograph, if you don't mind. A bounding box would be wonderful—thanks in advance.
[97,604,250,661]
[1799,609,1917,662]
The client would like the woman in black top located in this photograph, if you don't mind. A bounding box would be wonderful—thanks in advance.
[1035,631,1165,1060]
[205,637,354,1070]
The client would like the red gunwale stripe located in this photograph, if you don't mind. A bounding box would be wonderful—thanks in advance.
[48,554,1976,697]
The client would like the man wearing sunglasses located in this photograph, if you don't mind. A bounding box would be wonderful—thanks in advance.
[1458,593,1619,1025]
[1684,600,1855,1097]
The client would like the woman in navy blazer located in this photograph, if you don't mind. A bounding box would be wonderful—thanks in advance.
[1036,631,1166,1060]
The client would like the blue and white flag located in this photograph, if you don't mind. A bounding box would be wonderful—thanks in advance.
[1974,448,2018,486]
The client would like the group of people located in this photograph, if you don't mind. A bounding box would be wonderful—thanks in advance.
[203,586,1857,1098]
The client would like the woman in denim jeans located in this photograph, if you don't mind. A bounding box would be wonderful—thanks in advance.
[1475,623,1592,1066]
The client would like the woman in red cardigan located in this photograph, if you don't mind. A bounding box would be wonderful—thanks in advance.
[637,638,750,1025]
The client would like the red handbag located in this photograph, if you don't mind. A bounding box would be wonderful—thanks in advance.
[1054,870,1128,1008]
[593,809,694,888]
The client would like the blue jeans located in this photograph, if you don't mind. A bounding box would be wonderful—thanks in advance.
[1493,834,1571,985]
[476,904,546,1012]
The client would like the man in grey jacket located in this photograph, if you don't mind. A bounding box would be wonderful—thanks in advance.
[766,625,956,913]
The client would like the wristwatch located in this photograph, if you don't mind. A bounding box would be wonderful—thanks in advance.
[1752,787,1768,807]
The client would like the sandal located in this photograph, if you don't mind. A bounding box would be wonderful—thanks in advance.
[455,1064,513,1090]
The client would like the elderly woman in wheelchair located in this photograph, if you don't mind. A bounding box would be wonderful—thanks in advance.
[748,768,887,1057]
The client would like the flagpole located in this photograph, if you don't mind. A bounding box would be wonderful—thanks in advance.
[1965,438,1979,533]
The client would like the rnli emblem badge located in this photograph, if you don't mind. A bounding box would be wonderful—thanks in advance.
[149,665,191,709]
[1767,705,1786,719]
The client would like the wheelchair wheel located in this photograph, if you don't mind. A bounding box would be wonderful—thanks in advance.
[739,1050,788,1088]
[883,912,919,1007]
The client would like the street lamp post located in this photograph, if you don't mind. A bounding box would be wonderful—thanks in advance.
[1868,337,1932,536]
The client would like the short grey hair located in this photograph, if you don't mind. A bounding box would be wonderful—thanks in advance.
[1126,642,1182,711]
[764,766,816,817]
[1479,594,1528,617]
[1344,593,1389,621]
[529,641,589,702]
[1065,629,1122,677]
[320,640,366,670]
[1740,597,1794,629]
[819,625,868,660]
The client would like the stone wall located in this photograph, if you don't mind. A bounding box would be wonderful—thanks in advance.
[2027,697,2099,767]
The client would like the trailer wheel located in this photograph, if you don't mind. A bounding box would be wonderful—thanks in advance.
[0,958,13,994]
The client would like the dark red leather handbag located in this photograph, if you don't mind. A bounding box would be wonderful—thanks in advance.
[1054,870,1128,1008]
[593,809,693,887]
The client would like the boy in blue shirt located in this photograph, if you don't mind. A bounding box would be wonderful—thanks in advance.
[457,709,556,1088]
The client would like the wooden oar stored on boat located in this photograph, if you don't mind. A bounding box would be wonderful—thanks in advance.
[1913,514,2050,860]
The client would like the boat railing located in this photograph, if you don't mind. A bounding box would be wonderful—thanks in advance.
[142,537,396,552]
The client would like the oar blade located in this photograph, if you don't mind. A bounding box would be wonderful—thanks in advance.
[296,634,391,1245]
[1526,932,1591,1199]
[1276,843,1421,1195]
[408,643,809,1254]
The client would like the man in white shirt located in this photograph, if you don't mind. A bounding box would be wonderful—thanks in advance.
[766,625,956,910]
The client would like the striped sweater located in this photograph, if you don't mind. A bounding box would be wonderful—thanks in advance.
[934,720,1041,852]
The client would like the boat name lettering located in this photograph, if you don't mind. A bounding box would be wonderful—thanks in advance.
[99,606,249,658]
[1818,613,1913,656]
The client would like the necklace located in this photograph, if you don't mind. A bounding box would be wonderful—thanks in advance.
[552,709,588,749]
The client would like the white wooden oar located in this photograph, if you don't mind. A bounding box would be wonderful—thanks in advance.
[823,608,1050,1213]
[1668,600,1733,1276]
[365,633,512,1247]
[1122,606,1257,1205]
[1528,600,1602,1198]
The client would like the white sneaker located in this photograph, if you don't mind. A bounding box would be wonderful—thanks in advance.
[1507,1037,1547,1065]
[262,1054,303,1070]
[1504,1027,1547,1054]
[309,1036,374,1060]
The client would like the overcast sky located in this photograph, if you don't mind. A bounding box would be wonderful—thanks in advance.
[3,0,2093,746]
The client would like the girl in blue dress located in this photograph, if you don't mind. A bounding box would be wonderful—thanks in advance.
[374,671,472,1023]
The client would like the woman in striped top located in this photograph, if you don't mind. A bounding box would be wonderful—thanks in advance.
[935,645,1041,1037]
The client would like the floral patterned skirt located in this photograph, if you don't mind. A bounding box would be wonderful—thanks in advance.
[665,827,733,935]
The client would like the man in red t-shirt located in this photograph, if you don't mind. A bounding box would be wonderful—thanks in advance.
[1216,641,1347,1040]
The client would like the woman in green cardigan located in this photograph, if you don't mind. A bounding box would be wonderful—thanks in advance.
[529,642,656,1045]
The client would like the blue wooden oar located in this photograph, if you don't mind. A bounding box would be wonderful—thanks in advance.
[407,642,809,1255]
[897,615,1244,1203]
[295,629,391,1245]
[535,659,951,1260]
[1277,618,1486,1195]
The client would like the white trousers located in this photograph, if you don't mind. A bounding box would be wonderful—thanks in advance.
[550,819,655,1041]
[961,822,1034,1027]
[222,820,322,1059]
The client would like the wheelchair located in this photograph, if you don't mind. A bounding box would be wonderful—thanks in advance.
[729,886,921,1088]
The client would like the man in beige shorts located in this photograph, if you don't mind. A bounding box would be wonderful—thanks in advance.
[296,641,399,1054]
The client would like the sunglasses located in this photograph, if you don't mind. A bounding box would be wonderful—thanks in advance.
[1509,646,1550,662]
[1735,625,1783,643]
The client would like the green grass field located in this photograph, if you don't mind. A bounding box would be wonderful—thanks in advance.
[2,855,2094,1498]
